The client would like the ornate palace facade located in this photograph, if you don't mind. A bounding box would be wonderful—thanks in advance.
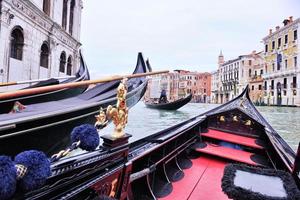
[262,17,299,106]
[0,0,82,90]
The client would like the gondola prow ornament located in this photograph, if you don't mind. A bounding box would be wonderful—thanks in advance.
[106,78,129,138]
[95,78,129,137]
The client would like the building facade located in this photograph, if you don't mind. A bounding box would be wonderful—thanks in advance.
[0,0,82,90]
[145,70,211,103]
[262,16,299,106]
[215,51,263,104]
[211,70,219,103]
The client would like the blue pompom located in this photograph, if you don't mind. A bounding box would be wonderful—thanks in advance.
[15,150,51,191]
[71,124,100,151]
[0,156,17,200]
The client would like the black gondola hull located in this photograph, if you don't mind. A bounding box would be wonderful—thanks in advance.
[145,94,192,110]
[0,52,90,113]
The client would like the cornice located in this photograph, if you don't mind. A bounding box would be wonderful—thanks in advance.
[263,18,300,42]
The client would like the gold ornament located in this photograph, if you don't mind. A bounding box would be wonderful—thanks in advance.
[106,78,129,138]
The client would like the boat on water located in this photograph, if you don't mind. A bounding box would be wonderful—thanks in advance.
[145,94,192,110]
[8,85,299,200]
[0,51,90,114]
[0,53,149,157]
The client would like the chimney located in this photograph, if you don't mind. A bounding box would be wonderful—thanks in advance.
[289,16,293,22]
[269,29,272,35]
[276,26,280,31]
[252,50,256,55]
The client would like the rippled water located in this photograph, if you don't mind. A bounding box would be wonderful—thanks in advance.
[100,102,300,152]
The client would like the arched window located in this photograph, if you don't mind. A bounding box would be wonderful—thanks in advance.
[59,52,66,73]
[69,0,75,35]
[10,27,24,60]
[40,43,50,68]
[62,0,68,30]
[43,0,51,16]
[67,56,72,75]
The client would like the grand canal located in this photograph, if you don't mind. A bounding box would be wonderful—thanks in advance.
[100,102,300,151]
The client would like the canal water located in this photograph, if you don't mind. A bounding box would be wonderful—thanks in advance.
[100,102,300,152]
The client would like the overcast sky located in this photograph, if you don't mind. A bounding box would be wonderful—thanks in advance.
[80,0,300,77]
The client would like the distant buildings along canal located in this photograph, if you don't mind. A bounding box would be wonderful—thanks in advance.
[0,0,83,90]
[212,16,299,106]
[145,70,211,103]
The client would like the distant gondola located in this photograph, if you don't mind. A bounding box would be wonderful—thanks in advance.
[0,53,148,156]
[0,51,90,113]
[17,86,300,200]
[145,94,192,110]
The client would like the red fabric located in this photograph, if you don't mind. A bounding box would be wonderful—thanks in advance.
[159,158,210,200]
[188,157,229,200]
[196,143,260,166]
[159,156,229,200]
[201,129,263,150]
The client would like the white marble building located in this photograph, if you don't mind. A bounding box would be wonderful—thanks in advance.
[0,0,82,90]
[210,70,219,104]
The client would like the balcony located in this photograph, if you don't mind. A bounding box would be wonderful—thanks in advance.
[262,68,300,80]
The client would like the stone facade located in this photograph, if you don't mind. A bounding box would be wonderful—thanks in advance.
[0,0,82,91]
[262,17,299,106]
[214,51,263,104]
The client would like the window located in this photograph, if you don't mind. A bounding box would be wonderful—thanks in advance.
[284,78,287,89]
[43,0,51,16]
[67,56,72,75]
[40,43,49,68]
[249,69,251,77]
[59,52,66,73]
[284,34,288,44]
[285,59,288,69]
[62,0,68,29]
[69,0,75,35]
[264,81,267,90]
[10,27,24,60]
[271,80,274,90]
[249,60,252,66]
[272,63,275,72]
[265,44,268,52]
[295,57,298,68]
[294,30,298,40]
[260,69,263,75]
[259,85,262,90]
[278,38,281,48]
[272,41,275,49]
[252,85,254,90]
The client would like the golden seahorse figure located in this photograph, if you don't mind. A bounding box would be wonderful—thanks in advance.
[95,78,129,138]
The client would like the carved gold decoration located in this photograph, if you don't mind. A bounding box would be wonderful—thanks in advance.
[95,108,108,129]
[233,116,238,122]
[105,78,129,138]
[245,120,252,126]
[109,178,118,197]
[219,116,225,122]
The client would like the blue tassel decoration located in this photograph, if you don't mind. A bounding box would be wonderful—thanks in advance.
[71,124,100,151]
[0,156,17,200]
[15,150,51,191]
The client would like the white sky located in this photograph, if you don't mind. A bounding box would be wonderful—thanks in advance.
[81,0,300,77]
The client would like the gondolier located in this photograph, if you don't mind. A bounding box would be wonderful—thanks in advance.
[159,89,168,103]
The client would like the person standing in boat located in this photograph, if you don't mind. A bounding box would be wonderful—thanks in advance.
[159,89,168,103]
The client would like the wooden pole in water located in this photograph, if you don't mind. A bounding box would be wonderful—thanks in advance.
[0,70,169,100]
[0,76,76,87]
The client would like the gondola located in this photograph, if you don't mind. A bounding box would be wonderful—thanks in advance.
[0,51,90,114]
[0,53,148,157]
[9,86,299,200]
[145,94,192,110]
